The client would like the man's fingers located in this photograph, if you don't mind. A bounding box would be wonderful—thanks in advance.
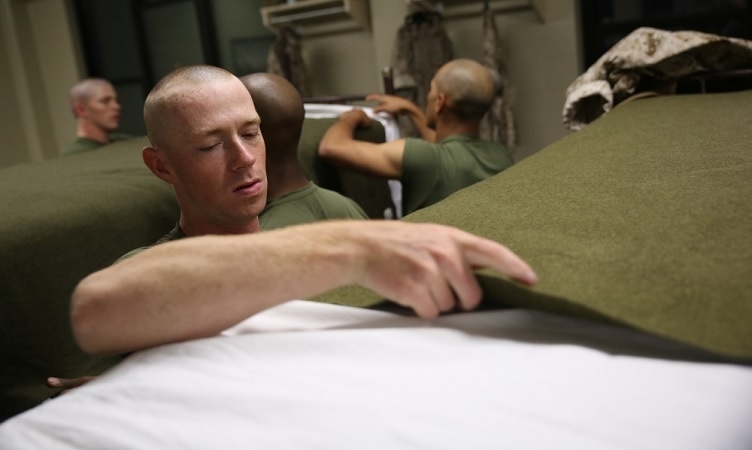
[394,284,440,320]
[428,244,483,312]
[460,234,538,286]
[428,266,460,314]
[47,376,97,390]
[361,223,536,321]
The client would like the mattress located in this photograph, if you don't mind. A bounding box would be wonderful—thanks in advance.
[1,300,750,449]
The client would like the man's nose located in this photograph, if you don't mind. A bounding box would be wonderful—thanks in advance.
[230,138,256,169]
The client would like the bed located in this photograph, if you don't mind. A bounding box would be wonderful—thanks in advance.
[1,300,750,449]
[1,87,750,447]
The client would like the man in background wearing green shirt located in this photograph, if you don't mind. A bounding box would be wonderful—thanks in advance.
[63,78,132,156]
[239,73,368,230]
[318,59,514,216]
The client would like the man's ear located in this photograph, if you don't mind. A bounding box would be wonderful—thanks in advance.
[435,92,448,114]
[73,102,87,118]
[142,147,175,184]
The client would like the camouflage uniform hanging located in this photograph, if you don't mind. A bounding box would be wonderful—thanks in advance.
[267,27,312,97]
[480,4,516,152]
[390,1,453,137]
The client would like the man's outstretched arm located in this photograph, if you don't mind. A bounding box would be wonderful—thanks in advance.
[71,221,537,355]
[318,109,406,179]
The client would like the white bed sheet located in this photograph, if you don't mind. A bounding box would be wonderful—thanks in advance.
[1,300,751,449]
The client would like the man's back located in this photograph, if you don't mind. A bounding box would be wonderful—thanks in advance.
[317,59,513,215]
[401,135,513,215]
[260,182,367,230]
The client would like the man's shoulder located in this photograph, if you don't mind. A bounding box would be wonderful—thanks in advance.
[311,184,351,202]
[114,224,185,264]
[402,138,443,171]
[313,186,367,216]
[402,137,443,158]
[62,137,103,156]
[261,183,368,229]
[265,183,317,207]
[61,133,136,156]
[288,183,366,216]
[441,135,513,161]
[110,132,136,142]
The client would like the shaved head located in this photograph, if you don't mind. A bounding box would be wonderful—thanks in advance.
[238,73,304,165]
[433,59,497,120]
[144,65,240,149]
[68,78,114,113]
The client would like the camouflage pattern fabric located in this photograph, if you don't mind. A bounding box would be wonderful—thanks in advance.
[563,27,752,131]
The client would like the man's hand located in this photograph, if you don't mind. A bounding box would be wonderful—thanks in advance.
[345,222,538,320]
[47,376,97,397]
[366,93,417,116]
[366,93,435,141]
[338,109,372,128]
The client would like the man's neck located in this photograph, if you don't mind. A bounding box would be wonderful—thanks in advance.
[77,122,111,144]
[266,163,310,201]
[434,121,479,142]
[179,215,262,237]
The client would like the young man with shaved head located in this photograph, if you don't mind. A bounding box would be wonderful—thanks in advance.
[63,78,132,156]
[318,59,514,215]
[65,65,537,357]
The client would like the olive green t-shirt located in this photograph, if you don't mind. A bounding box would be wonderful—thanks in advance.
[116,224,187,262]
[117,181,368,261]
[62,133,135,156]
[400,134,514,215]
[260,181,368,230]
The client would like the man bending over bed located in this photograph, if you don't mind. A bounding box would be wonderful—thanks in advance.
[66,65,537,357]
[317,58,514,216]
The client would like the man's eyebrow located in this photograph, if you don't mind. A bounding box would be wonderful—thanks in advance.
[198,118,261,137]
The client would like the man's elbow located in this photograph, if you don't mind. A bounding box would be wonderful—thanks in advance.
[317,139,337,160]
[70,275,119,355]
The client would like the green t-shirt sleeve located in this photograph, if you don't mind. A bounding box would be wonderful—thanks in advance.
[113,224,185,264]
[114,246,149,263]
[401,139,443,215]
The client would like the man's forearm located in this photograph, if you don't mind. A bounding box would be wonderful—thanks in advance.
[70,221,537,355]
[71,224,363,355]
[317,110,404,179]
[318,113,361,160]
[401,104,436,142]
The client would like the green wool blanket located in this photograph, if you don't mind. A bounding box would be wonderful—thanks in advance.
[313,90,752,361]
[0,138,179,421]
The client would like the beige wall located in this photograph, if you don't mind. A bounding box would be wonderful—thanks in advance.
[303,0,579,161]
[0,0,579,168]
[0,1,30,168]
[0,0,81,167]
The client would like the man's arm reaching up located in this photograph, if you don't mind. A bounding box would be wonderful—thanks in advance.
[318,109,406,179]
